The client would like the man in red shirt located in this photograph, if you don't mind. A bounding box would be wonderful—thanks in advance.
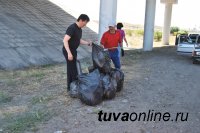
[101,22,122,69]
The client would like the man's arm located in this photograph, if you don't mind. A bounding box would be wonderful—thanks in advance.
[123,30,128,47]
[63,35,73,61]
[100,33,106,48]
[123,35,128,47]
[118,32,122,47]
[80,39,92,46]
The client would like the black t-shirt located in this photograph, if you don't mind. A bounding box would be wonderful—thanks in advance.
[65,23,82,51]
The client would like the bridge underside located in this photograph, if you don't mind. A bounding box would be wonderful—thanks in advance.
[0,0,97,70]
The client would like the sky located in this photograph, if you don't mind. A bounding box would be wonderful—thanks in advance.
[49,0,200,30]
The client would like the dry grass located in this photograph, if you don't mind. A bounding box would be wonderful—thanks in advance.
[0,57,92,133]
[124,29,176,49]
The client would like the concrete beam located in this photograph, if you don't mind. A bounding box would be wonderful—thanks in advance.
[162,3,173,45]
[143,0,157,51]
[98,0,117,43]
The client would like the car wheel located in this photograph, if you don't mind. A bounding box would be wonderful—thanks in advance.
[193,59,198,64]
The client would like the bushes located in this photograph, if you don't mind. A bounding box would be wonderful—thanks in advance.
[126,29,162,42]
[170,26,180,35]
[125,29,144,36]
[125,29,134,36]
[154,31,162,42]
[170,26,188,36]
[134,29,144,36]
[177,30,188,35]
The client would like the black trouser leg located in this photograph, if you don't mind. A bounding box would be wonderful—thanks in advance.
[62,47,78,91]
[66,59,78,91]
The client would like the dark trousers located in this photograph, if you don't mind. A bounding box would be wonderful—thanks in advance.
[109,49,121,69]
[62,47,78,91]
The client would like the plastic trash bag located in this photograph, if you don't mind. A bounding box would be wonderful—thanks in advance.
[93,61,111,74]
[110,68,125,92]
[78,69,103,106]
[69,80,79,98]
[76,60,82,75]
[92,43,111,73]
[92,43,106,67]
[121,48,125,57]
[101,74,117,99]
[88,65,96,73]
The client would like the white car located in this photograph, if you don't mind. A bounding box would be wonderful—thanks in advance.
[176,34,199,55]
[192,35,200,64]
[176,34,200,64]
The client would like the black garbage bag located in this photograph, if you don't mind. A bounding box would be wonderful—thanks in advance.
[121,48,125,57]
[110,68,125,92]
[88,65,96,73]
[92,43,111,73]
[78,69,103,106]
[76,60,82,75]
[101,74,117,99]
[93,61,111,74]
[69,80,79,98]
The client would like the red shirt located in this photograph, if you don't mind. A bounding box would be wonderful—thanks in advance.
[101,30,122,49]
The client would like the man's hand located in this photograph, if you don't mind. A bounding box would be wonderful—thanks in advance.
[68,53,73,61]
[88,41,92,46]
[126,42,129,47]
[100,44,104,48]
[80,39,92,46]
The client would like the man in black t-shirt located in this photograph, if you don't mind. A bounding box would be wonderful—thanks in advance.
[62,14,92,91]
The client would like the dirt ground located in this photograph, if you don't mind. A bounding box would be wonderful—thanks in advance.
[0,46,200,133]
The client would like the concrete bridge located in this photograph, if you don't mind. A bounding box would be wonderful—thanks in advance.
[0,0,97,70]
[98,0,178,51]
[0,0,177,70]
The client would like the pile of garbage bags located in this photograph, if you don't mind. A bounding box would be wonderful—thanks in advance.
[69,43,124,106]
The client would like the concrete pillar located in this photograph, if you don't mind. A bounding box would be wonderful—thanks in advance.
[143,0,157,51]
[98,0,117,43]
[162,3,173,45]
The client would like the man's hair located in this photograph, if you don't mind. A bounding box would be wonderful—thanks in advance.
[117,23,124,29]
[77,14,90,22]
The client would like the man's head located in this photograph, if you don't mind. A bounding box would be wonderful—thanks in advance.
[77,14,90,28]
[108,22,116,33]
